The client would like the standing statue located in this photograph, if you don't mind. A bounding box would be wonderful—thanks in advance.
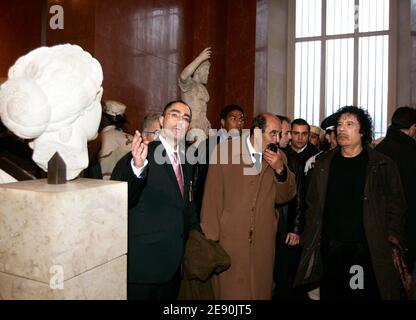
[179,47,212,135]
[0,44,103,180]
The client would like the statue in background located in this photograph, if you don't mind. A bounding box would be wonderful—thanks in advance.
[179,47,212,135]
[0,44,103,180]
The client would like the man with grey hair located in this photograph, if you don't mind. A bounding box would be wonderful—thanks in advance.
[141,112,161,143]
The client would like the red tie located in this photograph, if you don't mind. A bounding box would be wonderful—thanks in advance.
[172,152,184,197]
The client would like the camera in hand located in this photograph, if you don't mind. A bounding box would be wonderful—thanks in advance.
[266,143,278,152]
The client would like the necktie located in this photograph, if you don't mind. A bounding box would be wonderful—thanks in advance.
[252,153,262,173]
[172,152,184,197]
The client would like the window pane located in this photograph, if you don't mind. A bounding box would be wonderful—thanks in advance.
[359,0,389,32]
[296,0,322,38]
[358,36,389,138]
[326,0,355,35]
[326,38,354,116]
[294,41,321,125]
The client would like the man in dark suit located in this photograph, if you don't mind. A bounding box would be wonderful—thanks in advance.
[112,100,199,300]
[273,115,306,300]
[376,106,416,271]
[290,118,319,165]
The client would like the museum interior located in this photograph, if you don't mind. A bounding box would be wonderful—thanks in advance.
[0,0,416,301]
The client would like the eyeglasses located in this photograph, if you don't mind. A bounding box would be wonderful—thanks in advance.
[165,112,191,123]
[143,130,159,136]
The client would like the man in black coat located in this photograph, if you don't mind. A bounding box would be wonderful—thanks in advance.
[376,106,416,270]
[295,106,406,300]
[273,115,306,299]
[112,100,199,300]
[290,118,319,165]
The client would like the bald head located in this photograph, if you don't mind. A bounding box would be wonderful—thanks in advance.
[263,113,281,127]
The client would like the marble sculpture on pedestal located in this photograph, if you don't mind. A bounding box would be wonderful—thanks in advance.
[0,44,103,180]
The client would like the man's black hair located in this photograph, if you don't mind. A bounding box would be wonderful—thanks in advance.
[220,105,244,120]
[291,118,310,131]
[250,114,267,135]
[162,100,192,120]
[390,106,416,130]
[276,115,291,124]
[334,106,373,146]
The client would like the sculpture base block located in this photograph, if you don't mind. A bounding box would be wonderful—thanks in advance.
[0,178,127,300]
[0,255,126,300]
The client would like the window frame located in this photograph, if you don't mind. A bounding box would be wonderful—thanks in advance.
[287,0,397,133]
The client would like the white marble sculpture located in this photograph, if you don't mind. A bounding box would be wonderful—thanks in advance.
[0,44,103,180]
[179,47,212,135]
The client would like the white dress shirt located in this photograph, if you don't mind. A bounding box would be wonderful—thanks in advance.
[246,135,262,163]
[130,135,181,178]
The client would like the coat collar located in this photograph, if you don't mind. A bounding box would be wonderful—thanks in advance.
[385,127,416,147]
[315,145,387,170]
[313,146,387,207]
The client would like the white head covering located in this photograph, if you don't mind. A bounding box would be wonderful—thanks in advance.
[310,125,324,137]
[103,100,127,116]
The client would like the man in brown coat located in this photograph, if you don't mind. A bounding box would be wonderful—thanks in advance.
[295,106,406,300]
[201,113,297,300]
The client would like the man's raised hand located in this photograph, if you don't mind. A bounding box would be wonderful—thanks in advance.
[132,130,149,169]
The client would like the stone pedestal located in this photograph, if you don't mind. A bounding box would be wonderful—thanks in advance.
[0,178,127,300]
